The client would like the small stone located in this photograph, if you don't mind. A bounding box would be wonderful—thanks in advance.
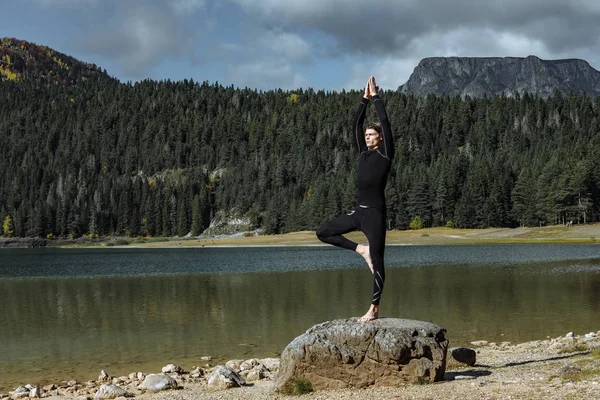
[128,373,136,380]
[10,386,30,400]
[68,380,78,387]
[200,356,213,361]
[98,371,111,383]
[42,384,56,392]
[470,340,488,346]
[246,364,269,381]
[161,364,187,374]
[28,387,40,398]
[137,374,178,392]
[207,365,246,390]
[566,332,574,338]
[93,384,128,399]
[239,370,250,378]
[549,342,565,351]
[111,378,123,385]
[259,358,280,372]
[451,347,476,366]
[239,359,259,371]
[136,372,145,380]
[190,366,205,378]
[454,375,477,380]
[225,360,243,371]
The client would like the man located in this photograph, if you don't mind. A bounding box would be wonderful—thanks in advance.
[316,76,394,322]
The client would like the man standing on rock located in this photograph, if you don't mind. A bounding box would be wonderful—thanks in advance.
[316,76,394,322]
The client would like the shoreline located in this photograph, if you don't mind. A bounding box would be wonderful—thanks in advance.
[4,331,600,400]
[1,223,597,249]
[3,224,600,249]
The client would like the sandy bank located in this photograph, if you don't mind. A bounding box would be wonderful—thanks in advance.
[57,223,600,248]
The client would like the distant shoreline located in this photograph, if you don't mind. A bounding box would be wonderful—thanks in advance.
[3,223,600,249]
[60,223,600,248]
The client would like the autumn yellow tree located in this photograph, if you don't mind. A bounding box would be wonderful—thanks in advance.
[3,215,14,237]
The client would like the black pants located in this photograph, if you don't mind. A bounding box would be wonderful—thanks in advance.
[316,206,386,306]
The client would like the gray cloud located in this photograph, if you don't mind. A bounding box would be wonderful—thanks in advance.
[231,0,600,61]
[257,29,312,63]
[227,0,600,88]
[212,24,313,88]
[170,0,206,15]
[29,0,600,88]
[67,0,206,77]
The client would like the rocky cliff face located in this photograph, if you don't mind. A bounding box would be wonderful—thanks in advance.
[398,56,600,98]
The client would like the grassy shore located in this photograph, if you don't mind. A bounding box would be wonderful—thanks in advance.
[60,223,600,248]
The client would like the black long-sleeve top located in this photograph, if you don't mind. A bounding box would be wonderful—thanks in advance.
[354,95,394,211]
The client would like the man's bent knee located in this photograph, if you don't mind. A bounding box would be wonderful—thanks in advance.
[316,226,328,243]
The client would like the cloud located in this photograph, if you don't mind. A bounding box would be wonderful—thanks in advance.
[344,27,552,89]
[257,30,311,62]
[26,0,600,88]
[33,0,98,5]
[170,0,206,15]
[345,58,419,91]
[231,0,600,60]
[228,0,600,88]
[229,60,308,90]
[68,1,204,77]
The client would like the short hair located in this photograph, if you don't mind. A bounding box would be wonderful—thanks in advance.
[365,122,382,134]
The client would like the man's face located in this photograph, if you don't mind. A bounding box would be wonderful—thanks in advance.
[365,128,382,149]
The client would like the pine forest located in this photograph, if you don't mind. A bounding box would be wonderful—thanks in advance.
[2,75,600,238]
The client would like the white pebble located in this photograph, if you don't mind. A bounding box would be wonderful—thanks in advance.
[454,375,476,380]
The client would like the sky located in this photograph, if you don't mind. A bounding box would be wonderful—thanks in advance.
[2,0,600,91]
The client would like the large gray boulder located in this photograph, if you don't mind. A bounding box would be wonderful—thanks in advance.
[273,318,448,392]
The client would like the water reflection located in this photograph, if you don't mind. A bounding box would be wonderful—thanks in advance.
[0,247,600,391]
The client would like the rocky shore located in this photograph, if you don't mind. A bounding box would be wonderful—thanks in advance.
[3,330,599,400]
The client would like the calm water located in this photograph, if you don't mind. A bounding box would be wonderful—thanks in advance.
[1,244,600,391]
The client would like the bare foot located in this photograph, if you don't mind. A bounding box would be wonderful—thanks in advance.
[355,244,374,274]
[359,305,379,322]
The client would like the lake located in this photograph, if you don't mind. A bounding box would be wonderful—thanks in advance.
[1,244,600,391]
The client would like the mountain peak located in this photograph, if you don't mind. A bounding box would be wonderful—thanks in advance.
[398,56,600,98]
